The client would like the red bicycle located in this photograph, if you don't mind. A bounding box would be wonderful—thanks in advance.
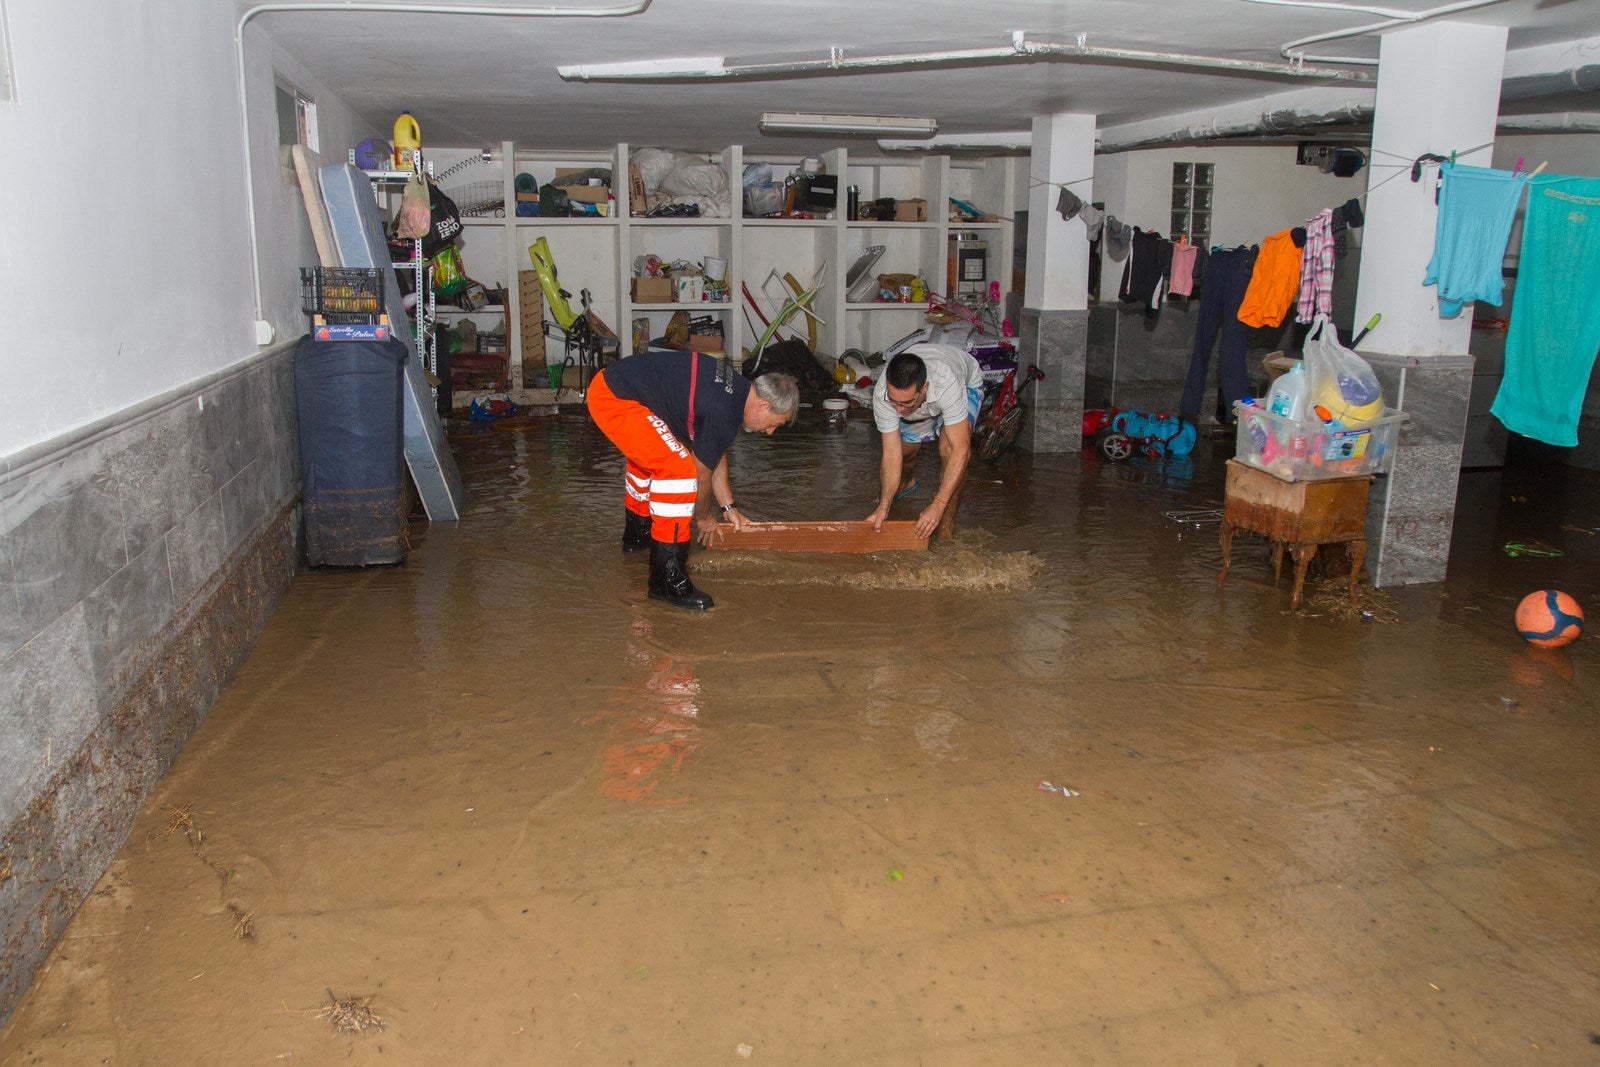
[973,364,1045,462]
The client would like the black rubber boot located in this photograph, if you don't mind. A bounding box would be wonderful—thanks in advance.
[648,540,714,611]
[622,511,651,553]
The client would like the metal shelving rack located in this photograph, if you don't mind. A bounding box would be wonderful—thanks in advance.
[354,153,437,384]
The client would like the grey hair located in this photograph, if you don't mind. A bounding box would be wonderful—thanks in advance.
[752,373,801,416]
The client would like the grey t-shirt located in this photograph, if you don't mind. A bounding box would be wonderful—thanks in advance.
[871,343,984,433]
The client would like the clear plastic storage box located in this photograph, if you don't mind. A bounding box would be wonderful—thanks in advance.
[1233,401,1406,482]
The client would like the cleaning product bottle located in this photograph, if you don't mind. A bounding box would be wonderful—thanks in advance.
[1268,360,1309,422]
[393,112,421,169]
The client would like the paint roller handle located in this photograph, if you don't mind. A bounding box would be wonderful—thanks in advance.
[1351,313,1381,347]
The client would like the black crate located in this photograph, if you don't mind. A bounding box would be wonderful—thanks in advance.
[301,267,385,324]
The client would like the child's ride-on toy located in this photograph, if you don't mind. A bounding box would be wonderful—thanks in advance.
[1085,408,1196,461]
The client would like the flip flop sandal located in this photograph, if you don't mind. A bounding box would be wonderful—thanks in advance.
[892,479,919,503]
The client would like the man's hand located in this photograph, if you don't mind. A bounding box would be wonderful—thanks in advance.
[723,506,748,532]
[694,514,723,547]
[865,504,890,532]
[914,501,944,540]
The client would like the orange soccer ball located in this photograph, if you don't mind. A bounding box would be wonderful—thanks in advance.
[1514,590,1584,649]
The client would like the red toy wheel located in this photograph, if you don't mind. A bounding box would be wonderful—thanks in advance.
[1099,432,1135,461]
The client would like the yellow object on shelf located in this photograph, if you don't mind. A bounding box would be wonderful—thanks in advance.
[392,112,421,168]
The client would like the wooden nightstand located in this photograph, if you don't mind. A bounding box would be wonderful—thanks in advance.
[1217,459,1372,609]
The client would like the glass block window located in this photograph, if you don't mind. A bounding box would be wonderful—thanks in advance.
[1170,162,1213,246]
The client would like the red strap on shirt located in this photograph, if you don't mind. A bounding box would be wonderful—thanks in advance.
[687,354,697,441]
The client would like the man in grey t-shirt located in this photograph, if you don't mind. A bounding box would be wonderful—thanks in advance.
[865,343,985,541]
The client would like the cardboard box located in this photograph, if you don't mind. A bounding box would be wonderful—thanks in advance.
[894,198,928,222]
[629,162,647,217]
[673,274,703,304]
[556,168,611,204]
[631,277,673,304]
[687,333,724,354]
[517,271,546,383]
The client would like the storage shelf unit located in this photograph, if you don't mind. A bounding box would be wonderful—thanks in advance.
[430,142,1018,388]
[360,159,437,377]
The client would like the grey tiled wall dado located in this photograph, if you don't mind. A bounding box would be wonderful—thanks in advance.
[1015,309,1088,453]
[1084,304,1297,416]
[0,344,301,1025]
[1364,353,1472,587]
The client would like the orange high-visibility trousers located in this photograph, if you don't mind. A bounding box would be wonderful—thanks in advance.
[587,370,698,544]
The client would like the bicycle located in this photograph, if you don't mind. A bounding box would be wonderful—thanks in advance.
[973,364,1045,462]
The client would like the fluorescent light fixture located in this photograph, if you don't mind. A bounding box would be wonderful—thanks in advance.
[758,112,938,137]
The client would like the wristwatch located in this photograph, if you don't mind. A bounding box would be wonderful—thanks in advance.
[719,502,737,515]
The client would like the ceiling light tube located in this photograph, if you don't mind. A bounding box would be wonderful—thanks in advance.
[758,113,937,137]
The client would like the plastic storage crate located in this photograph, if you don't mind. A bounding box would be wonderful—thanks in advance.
[301,267,391,342]
[1233,401,1405,482]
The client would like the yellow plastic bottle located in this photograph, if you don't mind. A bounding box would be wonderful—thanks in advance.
[392,112,421,169]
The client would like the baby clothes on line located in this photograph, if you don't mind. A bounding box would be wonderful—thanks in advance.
[1119,228,1173,312]
[1296,208,1335,323]
[1422,163,1528,318]
[1330,197,1363,259]
[1104,217,1132,259]
[1490,174,1600,447]
[1236,229,1302,328]
[1168,242,1199,297]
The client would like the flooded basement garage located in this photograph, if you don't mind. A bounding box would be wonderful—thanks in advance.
[1,410,1595,1065]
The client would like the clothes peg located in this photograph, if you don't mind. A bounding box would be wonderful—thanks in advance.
[1529,161,1548,178]
[1512,156,1525,177]
[1449,149,1456,165]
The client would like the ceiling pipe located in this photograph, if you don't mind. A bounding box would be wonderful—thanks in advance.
[1500,64,1600,101]
[558,31,1375,84]
[236,0,653,336]
[877,132,1034,154]
[1262,0,1517,66]
[894,105,1597,157]
[1098,102,1377,153]
[1497,112,1600,133]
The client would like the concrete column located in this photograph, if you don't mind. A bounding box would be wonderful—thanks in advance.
[1017,112,1096,453]
[1353,22,1507,586]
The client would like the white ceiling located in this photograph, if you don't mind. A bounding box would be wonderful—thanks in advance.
[249,0,1600,155]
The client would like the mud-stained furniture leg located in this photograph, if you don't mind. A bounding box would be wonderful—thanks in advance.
[1218,520,1235,585]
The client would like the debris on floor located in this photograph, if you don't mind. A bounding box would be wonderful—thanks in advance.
[1502,540,1563,558]
[1038,781,1081,798]
[317,989,385,1035]
[1297,576,1400,623]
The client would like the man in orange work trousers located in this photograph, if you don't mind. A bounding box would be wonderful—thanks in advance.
[587,350,799,611]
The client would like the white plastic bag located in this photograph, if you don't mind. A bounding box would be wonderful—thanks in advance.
[395,172,431,239]
[633,148,732,217]
[1302,314,1385,425]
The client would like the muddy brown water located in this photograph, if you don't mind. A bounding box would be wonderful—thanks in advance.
[3,411,1596,1065]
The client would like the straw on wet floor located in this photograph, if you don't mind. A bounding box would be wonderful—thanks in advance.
[317,988,386,1035]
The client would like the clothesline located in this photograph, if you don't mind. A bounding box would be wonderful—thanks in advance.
[1027,175,1095,192]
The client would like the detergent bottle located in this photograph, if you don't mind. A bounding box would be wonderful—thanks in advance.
[1268,360,1309,422]
[392,112,421,169]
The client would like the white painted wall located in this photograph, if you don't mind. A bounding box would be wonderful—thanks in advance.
[1024,114,1095,312]
[0,1,360,457]
[247,26,366,336]
[1492,131,1600,262]
[1100,144,1362,249]
[1491,132,1600,181]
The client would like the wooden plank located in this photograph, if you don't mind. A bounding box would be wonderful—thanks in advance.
[291,146,338,268]
[706,521,928,553]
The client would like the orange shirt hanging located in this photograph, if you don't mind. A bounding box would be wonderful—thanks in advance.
[1236,230,1302,328]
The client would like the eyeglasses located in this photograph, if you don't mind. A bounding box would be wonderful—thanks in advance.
[887,388,924,411]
